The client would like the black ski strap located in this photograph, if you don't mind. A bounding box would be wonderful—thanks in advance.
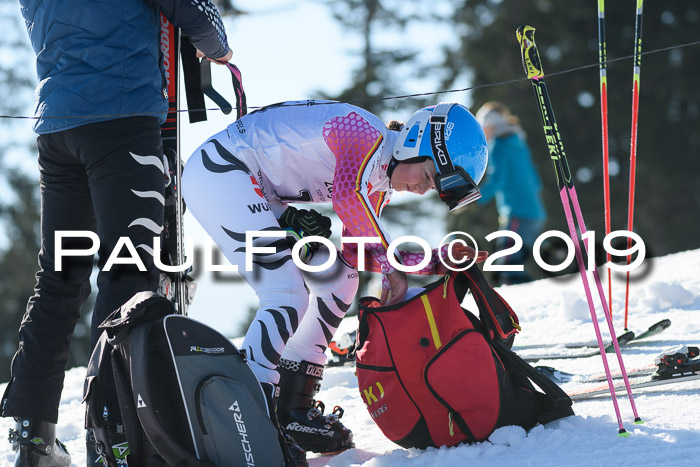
[200,59,248,120]
[180,36,248,122]
[181,37,207,124]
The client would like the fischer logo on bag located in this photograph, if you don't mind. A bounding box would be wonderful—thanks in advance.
[229,400,255,466]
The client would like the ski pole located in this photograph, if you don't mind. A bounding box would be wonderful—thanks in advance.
[624,0,644,331]
[597,0,613,317]
[516,25,642,435]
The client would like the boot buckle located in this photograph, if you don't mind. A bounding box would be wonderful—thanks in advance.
[307,400,325,420]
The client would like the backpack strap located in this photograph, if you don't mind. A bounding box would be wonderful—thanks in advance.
[491,340,574,424]
[181,36,207,124]
[454,268,520,347]
[84,333,122,467]
[110,345,148,466]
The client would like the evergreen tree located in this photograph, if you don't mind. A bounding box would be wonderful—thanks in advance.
[318,0,449,302]
[442,0,700,267]
[320,0,423,116]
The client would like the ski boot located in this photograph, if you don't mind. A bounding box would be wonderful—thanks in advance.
[8,418,71,467]
[260,382,308,467]
[277,359,354,454]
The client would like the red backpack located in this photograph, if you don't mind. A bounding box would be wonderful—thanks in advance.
[354,267,572,449]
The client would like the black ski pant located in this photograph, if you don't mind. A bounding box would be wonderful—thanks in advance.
[1,117,165,424]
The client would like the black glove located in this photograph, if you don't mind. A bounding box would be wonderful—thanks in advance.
[278,206,332,238]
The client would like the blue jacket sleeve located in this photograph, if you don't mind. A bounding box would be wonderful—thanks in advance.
[145,0,230,60]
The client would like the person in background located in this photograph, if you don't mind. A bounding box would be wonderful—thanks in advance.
[182,100,489,457]
[3,1,232,466]
[475,101,547,285]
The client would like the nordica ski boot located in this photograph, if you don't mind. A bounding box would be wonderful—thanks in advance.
[277,359,354,454]
[9,418,71,467]
[260,382,308,467]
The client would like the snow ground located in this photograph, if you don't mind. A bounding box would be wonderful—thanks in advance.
[1,249,699,466]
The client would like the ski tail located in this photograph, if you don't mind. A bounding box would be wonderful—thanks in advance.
[516,25,640,432]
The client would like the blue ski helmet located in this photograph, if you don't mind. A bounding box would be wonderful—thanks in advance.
[392,103,488,211]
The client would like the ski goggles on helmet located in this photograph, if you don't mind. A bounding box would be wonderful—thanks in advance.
[435,167,481,212]
[429,103,482,212]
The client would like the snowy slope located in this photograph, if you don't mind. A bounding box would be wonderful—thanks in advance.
[2,249,700,466]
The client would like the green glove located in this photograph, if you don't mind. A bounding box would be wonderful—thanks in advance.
[278,206,332,239]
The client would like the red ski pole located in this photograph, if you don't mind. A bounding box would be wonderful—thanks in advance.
[597,0,613,317]
[624,0,644,331]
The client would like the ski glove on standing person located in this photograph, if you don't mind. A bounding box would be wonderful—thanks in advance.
[182,100,489,454]
[3,1,231,466]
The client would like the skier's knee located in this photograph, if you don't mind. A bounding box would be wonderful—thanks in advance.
[303,249,359,303]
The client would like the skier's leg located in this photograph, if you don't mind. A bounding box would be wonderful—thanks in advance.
[1,131,95,425]
[68,117,165,463]
[182,134,308,384]
[76,117,165,350]
[276,249,358,453]
[282,249,359,365]
[183,135,308,462]
[2,130,96,467]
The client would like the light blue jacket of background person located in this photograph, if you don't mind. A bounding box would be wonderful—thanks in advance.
[19,0,230,134]
[478,133,547,222]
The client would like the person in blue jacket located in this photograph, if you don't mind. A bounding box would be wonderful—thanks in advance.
[475,102,547,285]
[2,1,232,466]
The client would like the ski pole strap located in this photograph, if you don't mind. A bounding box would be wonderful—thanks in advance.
[226,62,247,119]
[199,60,248,120]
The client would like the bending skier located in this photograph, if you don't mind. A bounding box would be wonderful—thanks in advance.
[182,100,489,455]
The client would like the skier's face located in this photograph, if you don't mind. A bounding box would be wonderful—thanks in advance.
[390,160,437,195]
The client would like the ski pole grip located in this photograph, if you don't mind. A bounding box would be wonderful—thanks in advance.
[516,25,544,79]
